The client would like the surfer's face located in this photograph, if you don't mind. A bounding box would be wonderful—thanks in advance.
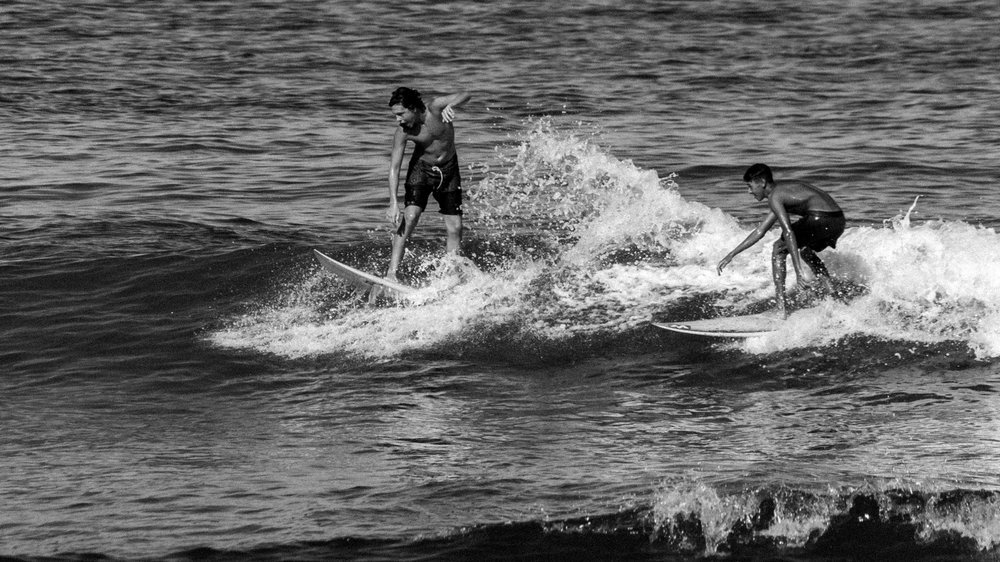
[391,104,419,130]
[747,178,766,201]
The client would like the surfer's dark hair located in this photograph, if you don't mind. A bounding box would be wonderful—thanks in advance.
[743,163,773,184]
[389,87,425,112]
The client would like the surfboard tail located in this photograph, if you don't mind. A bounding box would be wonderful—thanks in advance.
[313,249,416,300]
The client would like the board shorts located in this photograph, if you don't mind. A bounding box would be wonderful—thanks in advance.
[792,210,845,252]
[404,153,462,215]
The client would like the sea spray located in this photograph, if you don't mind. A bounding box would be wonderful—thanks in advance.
[464,118,774,333]
[467,118,741,269]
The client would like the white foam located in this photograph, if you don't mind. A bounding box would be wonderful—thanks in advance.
[210,259,536,359]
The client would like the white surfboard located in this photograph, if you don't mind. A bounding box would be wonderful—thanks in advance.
[313,249,415,299]
[653,312,783,338]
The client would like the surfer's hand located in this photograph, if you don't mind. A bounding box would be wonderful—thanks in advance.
[387,204,400,225]
[797,267,817,289]
[717,256,731,275]
[442,104,456,123]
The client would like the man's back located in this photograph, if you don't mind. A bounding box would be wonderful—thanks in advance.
[771,180,841,216]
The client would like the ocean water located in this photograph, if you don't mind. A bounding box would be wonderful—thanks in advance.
[3,0,1000,560]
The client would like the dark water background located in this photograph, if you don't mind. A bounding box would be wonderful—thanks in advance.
[3,1,1000,560]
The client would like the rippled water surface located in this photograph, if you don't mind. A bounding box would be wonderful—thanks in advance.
[3,1,1000,560]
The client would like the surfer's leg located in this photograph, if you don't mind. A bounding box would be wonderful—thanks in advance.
[433,187,463,256]
[387,205,422,280]
[800,248,834,295]
[800,248,829,277]
[443,214,462,255]
[772,239,790,317]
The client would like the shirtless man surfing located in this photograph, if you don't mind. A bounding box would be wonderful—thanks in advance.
[717,163,846,317]
[385,86,471,282]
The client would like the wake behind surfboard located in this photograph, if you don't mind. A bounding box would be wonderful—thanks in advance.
[313,249,415,299]
[653,312,783,338]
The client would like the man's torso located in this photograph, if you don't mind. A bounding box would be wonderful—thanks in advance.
[404,113,456,165]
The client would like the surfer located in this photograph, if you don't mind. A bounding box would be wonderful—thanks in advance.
[384,86,472,282]
[716,163,845,317]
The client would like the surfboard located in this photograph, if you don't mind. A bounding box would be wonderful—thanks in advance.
[653,312,783,338]
[313,249,416,299]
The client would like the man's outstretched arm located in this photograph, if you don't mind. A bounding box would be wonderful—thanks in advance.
[429,92,471,123]
[717,213,776,274]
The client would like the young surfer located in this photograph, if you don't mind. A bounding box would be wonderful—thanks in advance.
[716,163,845,317]
[384,86,472,282]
